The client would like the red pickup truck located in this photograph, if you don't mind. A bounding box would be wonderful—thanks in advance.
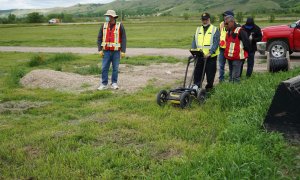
[257,20,300,58]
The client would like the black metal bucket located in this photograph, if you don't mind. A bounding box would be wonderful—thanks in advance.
[264,75,300,143]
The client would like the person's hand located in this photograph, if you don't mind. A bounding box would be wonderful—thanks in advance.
[99,51,104,58]
[121,52,125,58]
[205,53,211,59]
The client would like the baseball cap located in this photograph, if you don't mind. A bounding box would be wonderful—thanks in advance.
[201,13,210,20]
[223,10,234,17]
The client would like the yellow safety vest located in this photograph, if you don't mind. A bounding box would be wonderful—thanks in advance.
[195,25,220,57]
[219,22,227,49]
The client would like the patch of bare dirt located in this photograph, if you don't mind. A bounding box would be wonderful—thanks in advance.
[120,63,187,91]
[20,69,99,93]
[19,60,285,94]
[93,128,145,148]
[20,63,188,93]
[0,100,49,114]
[24,146,41,159]
[152,147,183,160]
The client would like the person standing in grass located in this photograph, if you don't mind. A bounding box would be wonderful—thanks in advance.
[97,10,126,90]
[240,17,262,77]
[224,15,250,83]
[191,13,220,91]
[218,10,235,82]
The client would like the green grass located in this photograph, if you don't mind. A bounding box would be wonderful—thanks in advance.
[0,52,181,77]
[0,22,196,48]
[28,53,79,67]
[74,64,102,75]
[0,19,298,48]
[0,52,299,179]
[5,67,26,88]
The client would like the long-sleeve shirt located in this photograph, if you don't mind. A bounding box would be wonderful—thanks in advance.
[241,24,262,52]
[97,22,127,52]
[191,24,220,55]
[238,29,250,53]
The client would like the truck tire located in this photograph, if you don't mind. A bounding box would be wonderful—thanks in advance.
[268,40,289,58]
[269,57,288,73]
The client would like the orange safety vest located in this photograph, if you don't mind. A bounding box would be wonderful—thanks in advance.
[224,27,248,60]
[101,22,121,51]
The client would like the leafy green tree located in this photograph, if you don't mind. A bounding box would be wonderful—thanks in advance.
[161,11,171,17]
[47,13,73,22]
[183,13,189,20]
[47,13,60,20]
[210,15,216,24]
[121,10,126,21]
[62,14,73,22]
[27,12,45,23]
[8,14,16,23]
[236,12,244,23]
[269,14,275,23]
[60,13,65,20]
[0,18,8,24]
[219,14,224,23]
[250,13,256,21]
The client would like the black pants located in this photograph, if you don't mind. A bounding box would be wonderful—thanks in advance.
[240,52,255,77]
[228,60,243,83]
[193,56,217,90]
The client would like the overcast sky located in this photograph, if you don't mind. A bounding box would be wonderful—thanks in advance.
[0,0,114,10]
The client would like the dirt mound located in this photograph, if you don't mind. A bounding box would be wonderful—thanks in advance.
[20,63,188,93]
[20,60,272,93]
[20,69,99,93]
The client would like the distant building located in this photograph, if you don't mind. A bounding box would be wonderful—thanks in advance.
[48,18,60,24]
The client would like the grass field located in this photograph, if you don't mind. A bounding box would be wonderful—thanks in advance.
[0,51,299,179]
[0,19,298,48]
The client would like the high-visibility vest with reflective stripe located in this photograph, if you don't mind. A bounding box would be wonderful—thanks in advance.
[224,27,248,60]
[195,25,219,57]
[219,22,227,49]
[101,22,121,51]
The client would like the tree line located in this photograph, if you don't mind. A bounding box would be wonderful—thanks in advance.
[0,12,73,24]
[1,8,298,24]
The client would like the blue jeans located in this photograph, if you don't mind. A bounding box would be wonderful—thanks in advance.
[101,50,120,85]
[218,48,226,82]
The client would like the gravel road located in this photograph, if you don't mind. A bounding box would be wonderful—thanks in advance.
[0,46,300,61]
[0,46,190,57]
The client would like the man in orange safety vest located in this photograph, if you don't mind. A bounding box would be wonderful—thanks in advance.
[97,10,127,90]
